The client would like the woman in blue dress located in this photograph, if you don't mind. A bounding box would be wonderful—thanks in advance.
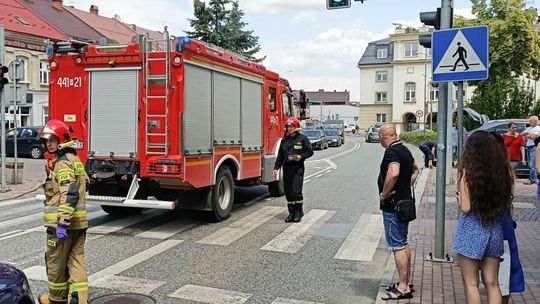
[453,131,514,304]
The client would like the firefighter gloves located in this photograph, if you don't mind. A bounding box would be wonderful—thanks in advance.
[56,225,68,241]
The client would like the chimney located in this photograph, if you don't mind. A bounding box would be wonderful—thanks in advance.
[318,89,324,92]
[130,24,137,31]
[52,0,63,11]
[90,5,99,15]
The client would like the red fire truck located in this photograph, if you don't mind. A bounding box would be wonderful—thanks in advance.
[48,30,308,221]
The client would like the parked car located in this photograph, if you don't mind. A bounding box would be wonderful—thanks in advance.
[5,127,45,159]
[365,126,380,143]
[344,123,356,133]
[0,262,35,304]
[323,129,341,147]
[323,120,345,144]
[304,129,329,150]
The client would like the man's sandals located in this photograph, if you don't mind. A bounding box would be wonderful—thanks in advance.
[381,283,414,301]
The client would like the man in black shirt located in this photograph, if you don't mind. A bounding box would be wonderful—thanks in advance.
[273,117,314,223]
[378,124,418,301]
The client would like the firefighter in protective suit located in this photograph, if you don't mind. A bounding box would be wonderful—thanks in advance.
[273,117,313,222]
[38,119,89,304]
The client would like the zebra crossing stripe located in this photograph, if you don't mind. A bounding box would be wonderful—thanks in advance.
[168,284,252,304]
[261,209,335,253]
[87,210,163,235]
[91,275,165,294]
[197,206,286,246]
[135,217,198,240]
[333,214,383,261]
[271,297,325,304]
[88,239,182,282]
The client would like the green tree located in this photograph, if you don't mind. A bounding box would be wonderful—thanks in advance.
[455,0,540,119]
[185,0,264,62]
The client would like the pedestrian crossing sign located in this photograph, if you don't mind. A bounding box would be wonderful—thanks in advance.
[432,25,489,82]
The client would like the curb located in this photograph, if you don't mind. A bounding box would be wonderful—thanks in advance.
[374,168,430,304]
[0,179,42,202]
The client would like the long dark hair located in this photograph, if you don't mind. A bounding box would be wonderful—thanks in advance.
[459,130,514,223]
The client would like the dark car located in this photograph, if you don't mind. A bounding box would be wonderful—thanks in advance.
[304,129,329,150]
[323,129,341,147]
[0,262,35,304]
[323,120,345,144]
[466,119,530,177]
[365,126,380,143]
[5,127,46,159]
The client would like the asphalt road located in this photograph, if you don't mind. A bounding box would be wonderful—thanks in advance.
[0,133,418,304]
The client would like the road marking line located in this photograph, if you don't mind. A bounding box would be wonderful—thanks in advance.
[304,179,311,183]
[88,239,182,281]
[272,297,325,304]
[334,214,383,262]
[261,209,335,254]
[0,197,37,207]
[0,229,22,237]
[305,160,337,180]
[197,206,285,246]
[135,218,198,240]
[24,266,47,281]
[91,275,165,294]
[0,212,42,230]
[87,210,163,235]
[168,284,252,304]
[315,174,322,178]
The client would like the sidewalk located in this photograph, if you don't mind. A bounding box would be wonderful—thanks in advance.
[376,168,540,303]
[0,179,42,202]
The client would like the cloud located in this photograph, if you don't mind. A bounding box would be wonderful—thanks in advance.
[243,0,323,14]
[260,26,388,101]
[454,7,476,19]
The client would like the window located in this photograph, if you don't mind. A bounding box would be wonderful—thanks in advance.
[405,82,416,102]
[269,87,276,112]
[407,67,414,74]
[376,92,387,103]
[454,86,466,101]
[43,107,49,123]
[377,48,388,59]
[404,42,418,57]
[15,57,28,83]
[430,88,439,102]
[40,61,49,85]
[282,92,291,117]
[376,114,387,123]
[375,71,388,82]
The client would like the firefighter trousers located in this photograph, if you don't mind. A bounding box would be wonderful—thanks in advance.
[45,228,89,304]
[283,165,305,203]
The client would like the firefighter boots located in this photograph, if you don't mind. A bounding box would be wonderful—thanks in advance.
[38,294,67,304]
[292,203,304,223]
[285,203,294,222]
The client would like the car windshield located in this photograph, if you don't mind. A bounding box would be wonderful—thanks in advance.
[324,130,338,136]
[371,127,380,133]
[325,124,343,129]
[303,130,321,138]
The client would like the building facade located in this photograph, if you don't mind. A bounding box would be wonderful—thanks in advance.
[357,25,474,133]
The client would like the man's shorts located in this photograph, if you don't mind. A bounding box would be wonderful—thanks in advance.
[383,210,409,251]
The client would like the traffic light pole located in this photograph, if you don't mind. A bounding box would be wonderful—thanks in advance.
[431,0,454,262]
[457,81,464,168]
[0,25,7,193]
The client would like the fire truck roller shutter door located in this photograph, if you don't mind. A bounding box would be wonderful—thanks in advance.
[184,64,212,154]
[213,72,241,145]
[241,79,263,151]
[89,69,138,158]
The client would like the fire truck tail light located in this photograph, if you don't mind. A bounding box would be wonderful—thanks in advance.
[75,57,82,64]
[147,163,182,175]
[50,60,58,70]
[173,56,182,66]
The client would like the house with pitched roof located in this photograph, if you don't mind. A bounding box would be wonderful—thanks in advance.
[1,0,68,127]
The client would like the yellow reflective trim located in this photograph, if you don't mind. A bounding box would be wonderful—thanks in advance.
[293,145,302,149]
[74,162,86,176]
[48,281,68,289]
[70,282,88,287]
[59,205,75,213]
[44,213,57,220]
[44,210,86,220]
[73,210,87,217]
[57,168,75,174]
[69,282,89,292]
[47,239,57,247]
[58,174,72,183]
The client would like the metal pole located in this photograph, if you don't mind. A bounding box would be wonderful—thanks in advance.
[457,81,464,170]
[432,0,453,262]
[12,62,18,184]
[446,85,453,184]
[423,51,427,135]
[0,25,7,192]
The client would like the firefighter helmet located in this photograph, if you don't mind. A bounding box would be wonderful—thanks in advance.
[40,119,73,149]
[284,117,300,129]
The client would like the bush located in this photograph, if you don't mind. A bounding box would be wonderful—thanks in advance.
[400,130,437,146]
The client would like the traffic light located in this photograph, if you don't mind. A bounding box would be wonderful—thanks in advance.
[326,0,351,10]
[0,65,8,91]
[418,8,441,49]
[299,89,307,109]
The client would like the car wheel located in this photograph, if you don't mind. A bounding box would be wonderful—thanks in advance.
[30,146,43,159]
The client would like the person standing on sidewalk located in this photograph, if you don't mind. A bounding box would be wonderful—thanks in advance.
[503,122,526,169]
[520,115,540,184]
[418,141,436,168]
[38,119,89,304]
[273,117,313,223]
[453,130,514,304]
[378,124,418,301]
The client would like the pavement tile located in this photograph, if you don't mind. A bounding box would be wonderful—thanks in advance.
[0,178,42,202]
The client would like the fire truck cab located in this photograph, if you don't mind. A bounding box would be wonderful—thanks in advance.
[47,30,306,221]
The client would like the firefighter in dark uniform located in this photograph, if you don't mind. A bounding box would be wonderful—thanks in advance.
[273,117,314,222]
[38,119,89,304]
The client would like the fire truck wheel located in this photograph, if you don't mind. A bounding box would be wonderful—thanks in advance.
[101,205,142,216]
[209,167,235,222]
[268,169,285,197]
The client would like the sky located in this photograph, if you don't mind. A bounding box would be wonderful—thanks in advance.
[66,0,540,101]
